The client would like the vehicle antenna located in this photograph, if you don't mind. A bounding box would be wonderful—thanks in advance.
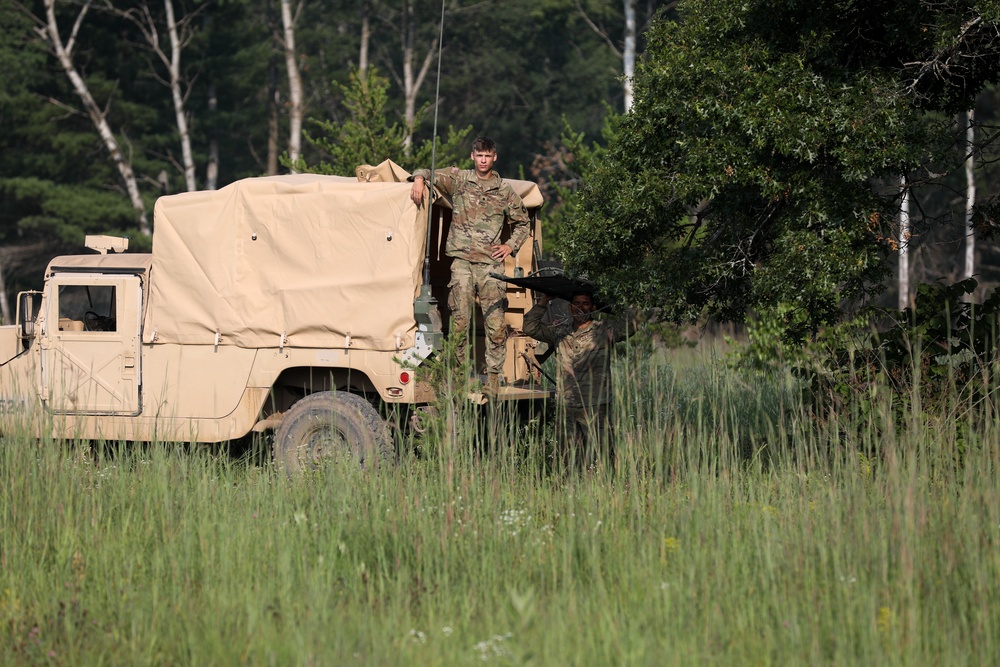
[412,0,447,348]
[423,0,447,287]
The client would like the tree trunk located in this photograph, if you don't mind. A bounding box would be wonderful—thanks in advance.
[163,0,196,190]
[401,0,436,156]
[576,0,638,112]
[359,0,370,77]
[898,176,911,310]
[623,0,636,111]
[267,0,280,175]
[962,109,976,290]
[206,83,219,189]
[281,0,303,169]
[0,259,9,326]
[41,0,150,234]
[203,9,219,190]
[267,68,280,175]
[105,0,197,191]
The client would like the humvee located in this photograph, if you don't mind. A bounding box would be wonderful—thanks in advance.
[0,160,549,473]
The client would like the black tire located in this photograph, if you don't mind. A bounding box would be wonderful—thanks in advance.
[273,391,392,477]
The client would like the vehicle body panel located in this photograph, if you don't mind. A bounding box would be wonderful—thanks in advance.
[0,161,549,443]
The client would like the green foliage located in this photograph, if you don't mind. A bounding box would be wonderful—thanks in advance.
[629,320,697,353]
[565,0,1000,336]
[532,114,615,258]
[0,5,42,106]
[432,0,659,170]
[1,3,173,251]
[735,279,1000,426]
[290,68,472,176]
[2,178,139,246]
[1,0,662,253]
[732,303,819,373]
[400,330,478,460]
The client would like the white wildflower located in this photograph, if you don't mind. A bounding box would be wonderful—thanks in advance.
[499,509,531,536]
[474,632,513,661]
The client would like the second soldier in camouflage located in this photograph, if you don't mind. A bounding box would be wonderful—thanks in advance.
[523,291,640,468]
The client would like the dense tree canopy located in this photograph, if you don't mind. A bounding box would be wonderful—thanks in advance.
[291,68,472,175]
[564,0,1000,338]
[4,0,1000,330]
[0,0,664,310]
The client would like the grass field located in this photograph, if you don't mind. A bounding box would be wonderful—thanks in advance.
[2,345,998,665]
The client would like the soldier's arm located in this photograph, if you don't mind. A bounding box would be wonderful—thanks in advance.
[409,168,460,206]
[504,189,531,256]
[523,298,559,346]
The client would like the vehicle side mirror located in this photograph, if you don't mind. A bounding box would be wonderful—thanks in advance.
[17,291,41,342]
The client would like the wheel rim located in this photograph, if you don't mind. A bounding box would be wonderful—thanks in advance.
[297,421,352,467]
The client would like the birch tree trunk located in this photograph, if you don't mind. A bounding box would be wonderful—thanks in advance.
[898,176,911,310]
[0,260,9,326]
[281,0,304,169]
[267,0,280,175]
[164,0,195,190]
[401,0,436,156]
[962,109,976,289]
[623,0,636,111]
[206,83,219,190]
[268,58,280,175]
[110,0,198,191]
[577,0,639,112]
[203,10,219,190]
[359,0,370,77]
[39,0,150,235]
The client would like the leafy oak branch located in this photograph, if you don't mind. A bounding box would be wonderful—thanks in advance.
[565,0,1000,340]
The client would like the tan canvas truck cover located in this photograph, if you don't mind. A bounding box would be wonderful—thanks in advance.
[144,172,426,351]
[357,160,545,209]
[45,252,153,277]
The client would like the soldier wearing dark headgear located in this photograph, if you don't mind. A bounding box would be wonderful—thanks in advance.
[523,290,639,468]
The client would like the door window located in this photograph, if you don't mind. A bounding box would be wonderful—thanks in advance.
[57,285,117,332]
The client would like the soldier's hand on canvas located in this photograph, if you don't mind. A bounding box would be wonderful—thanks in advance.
[535,293,553,307]
[490,243,512,261]
[410,176,425,206]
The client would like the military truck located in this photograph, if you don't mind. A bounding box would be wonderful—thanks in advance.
[0,160,548,473]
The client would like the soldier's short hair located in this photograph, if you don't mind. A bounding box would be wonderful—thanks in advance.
[472,136,497,153]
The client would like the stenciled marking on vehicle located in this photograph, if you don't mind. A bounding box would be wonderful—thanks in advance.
[0,397,28,413]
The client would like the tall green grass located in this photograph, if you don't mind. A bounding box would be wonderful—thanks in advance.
[2,345,998,665]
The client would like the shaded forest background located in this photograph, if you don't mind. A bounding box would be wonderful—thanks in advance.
[1,0,998,325]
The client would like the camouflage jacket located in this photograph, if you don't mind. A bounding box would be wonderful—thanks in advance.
[412,168,530,264]
[523,305,636,409]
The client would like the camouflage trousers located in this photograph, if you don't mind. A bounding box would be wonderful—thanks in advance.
[557,403,612,470]
[448,258,508,375]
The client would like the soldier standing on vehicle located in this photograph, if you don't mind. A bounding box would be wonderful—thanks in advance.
[523,290,639,469]
[409,136,531,394]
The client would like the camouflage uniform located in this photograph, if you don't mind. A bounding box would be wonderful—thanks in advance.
[412,167,530,375]
[523,304,635,466]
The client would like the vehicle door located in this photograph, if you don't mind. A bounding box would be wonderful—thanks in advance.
[41,273,142,415]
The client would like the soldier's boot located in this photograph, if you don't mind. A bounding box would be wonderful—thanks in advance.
[487,372,501,396]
